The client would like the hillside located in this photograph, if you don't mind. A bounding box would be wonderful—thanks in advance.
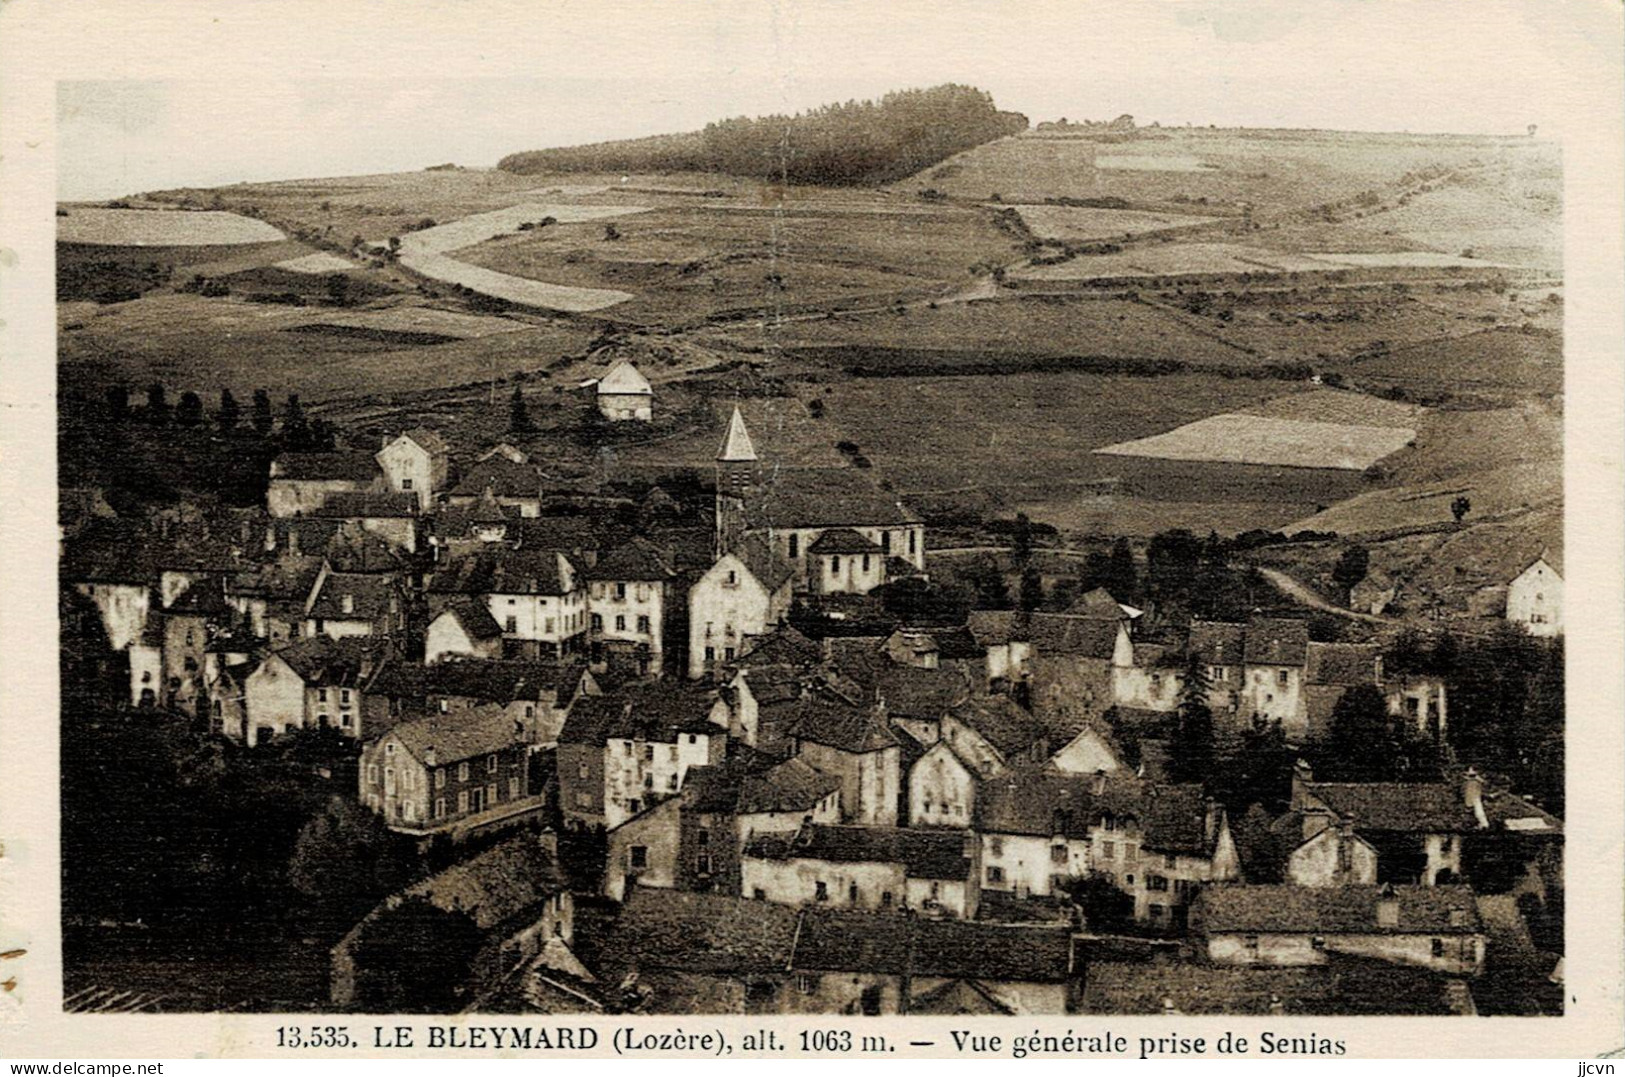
[498,84,1027,187]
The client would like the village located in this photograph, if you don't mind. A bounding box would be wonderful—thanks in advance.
[59,363,1564,1018]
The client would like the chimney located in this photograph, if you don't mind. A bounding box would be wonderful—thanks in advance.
[424,746,436,768]
[1290,758,1314,810]
[1462,768,1488,829]
[342,594,355,615]
[264,525,277,553]
[1376,882,1399,928]
[1336,814,1356,875]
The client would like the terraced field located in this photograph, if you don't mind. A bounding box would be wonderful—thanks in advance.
[58,207,285,246]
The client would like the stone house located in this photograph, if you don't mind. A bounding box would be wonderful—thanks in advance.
[267,451,382,518]
[358,703,539,834]
[1191,883,1486,977]
[242,636,394,744]
[376,428,449,512]
[585,538,676,677]
[740,823,980,919]
[788,691,901,826]
[687,537,794,680]
[907,739,992,828]
[306,491,420,553]
[428,546,588,660]
[446,455,545,519]
[1285,813,1380,887]
[595,360,654,422]
[1506,550,1562,637]
[302,566,409,640]
[425,599,505,664]
[423,656,594,747]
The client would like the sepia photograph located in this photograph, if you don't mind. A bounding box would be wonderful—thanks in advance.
[3,0,1622,1060]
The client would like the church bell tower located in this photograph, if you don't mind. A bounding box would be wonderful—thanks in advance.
[715,406,758,556]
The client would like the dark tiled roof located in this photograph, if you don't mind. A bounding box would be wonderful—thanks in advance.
[433,599,504,641]
[274,636,392,686]
[976,769,1213,853]
[390,703,528,766]
[1304,782,1478,833]
[323,526,410,573]
[967,610,1021,647]
[744,468,918,530]
[585,538,673,581]
[271,451,380,483]
[403,833,565,931]
[790,910,1071,983]
[734,624,824,670]
[948,694,1049,760]
[730,535,794,591]
[397,427,449,456]
[308,491,419,518]
[806,528,882,555]
[789,691,897,753]
[1304,642,1381,686]
[929,624,985,661]
[1082,956,1467,1016]
[556,684,723,746]
[430,498,517,537]
[426,657,585,704]
[1187,621,1246,666]
[908,978,1016,1015]
[606,889,800,975]
[1243,616,1311,666]
[742,824,970,881]
[1193,884,1482,936]
[1027,614,1121,658]
[737,759,843,815]
[874,664,969,719]
[451,458,544,500]
[1067,587,1128,619]
[306,572,401,621]
[429,547,577,596]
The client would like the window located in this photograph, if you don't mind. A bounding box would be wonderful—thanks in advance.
[667,774,678,791]
[629,846,648,869]
[788,535,799,558]
[623,742,633,756]
[861,555,870,572]
[436,768,446,788]
[525,704,535,718]
[544,617,554,634]
[726,570,737,586]
[724,647,735,661]
[342,713,353,728]
[881,532,891,554]
[990,837,1004,857]
[434,798,446,819]
[796,973,814,994]
[317,713,329,728]
[367,764,380,785]
[687,734,697,745]
[986,866,1006,884]
[1051,844,1068,865]
[340,689,351,705]
[505,616,517,633]
[644,774,654,790]
[830,555,841,573]
[457,790,469,813]
[401,478,413,491]
[1244,934,1259,953]
[615,615,626,631]
[637,615,651,634]
[1125,874,1135,887]
[468,787,486,812]
[578,762,589,779]
[487,753,498,773]
[698,828,710,847]
[643,743,654,761]
[881,891,893,908]
[1277,670,1289,687]
[486,783,497,807]
[402,801,416,822]
[508,777,520,798]
[318,688,328,702]
[930,881,940,899]
[704,646,716,664]
[459,762,470,781]
[1431,938,1446,958]
[615,583,627,601]
[1103,840,1116,859]
[1147,875,1169,892]
[575,791,591,808]
[1164,853,1176,869]
[815,881,829,902]
[697,855,712,875]
[591,613,603,632]
[439,698,450,713]
[848,882,859,904]
[908,531,917,555]
[753,888,767,901]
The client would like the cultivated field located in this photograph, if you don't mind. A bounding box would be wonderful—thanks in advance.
[1004,204,1220,242]
[1095,412,1416,471]
[57,208,286,246]
[274,252,359,274]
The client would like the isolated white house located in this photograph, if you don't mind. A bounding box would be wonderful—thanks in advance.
[1506,552,1562,637]
[595,361,653,422]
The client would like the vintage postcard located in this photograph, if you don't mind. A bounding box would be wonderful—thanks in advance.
[2,0,1621,1062]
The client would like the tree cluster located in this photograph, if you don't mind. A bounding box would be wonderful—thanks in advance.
[499,85,1028,187]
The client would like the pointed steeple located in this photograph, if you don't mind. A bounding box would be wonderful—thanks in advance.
[718,406,757,462]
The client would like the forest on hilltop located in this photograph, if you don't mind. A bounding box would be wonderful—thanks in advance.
[499,84,1027,186]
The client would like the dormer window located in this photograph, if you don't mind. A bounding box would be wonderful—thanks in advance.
[341,594,354,615]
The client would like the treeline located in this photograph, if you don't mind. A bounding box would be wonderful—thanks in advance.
[499,84,1027,187]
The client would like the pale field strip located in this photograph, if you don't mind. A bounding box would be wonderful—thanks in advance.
[57,207,286,246]
[1002,204,1222,241]
[304,305,533,338]
[1097,154,1218,172]
[1011,241,1523,281]
[394,201,652,311]
[1095,412,1417,471]
[273,251,360,274]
